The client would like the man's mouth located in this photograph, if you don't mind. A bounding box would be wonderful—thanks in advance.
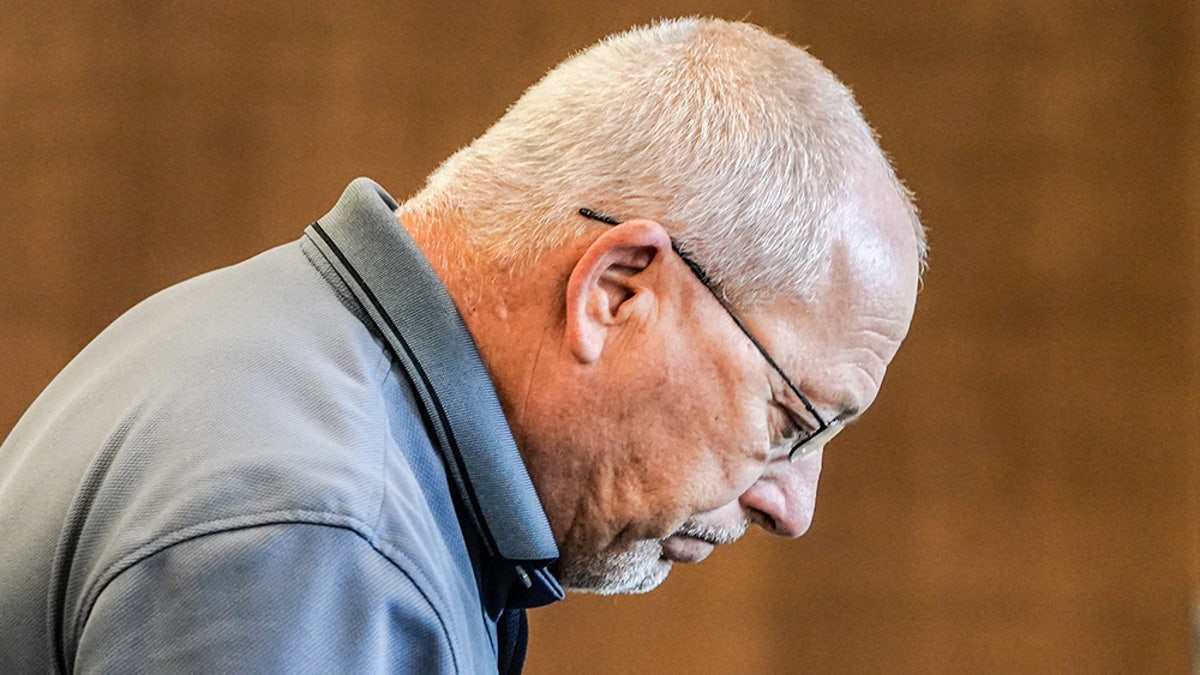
[660,533,717,563]
[658,518,749,563]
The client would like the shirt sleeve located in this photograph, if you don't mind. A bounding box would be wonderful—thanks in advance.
[73,522,460,674]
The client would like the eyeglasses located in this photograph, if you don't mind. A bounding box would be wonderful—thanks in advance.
[578,208,843,460]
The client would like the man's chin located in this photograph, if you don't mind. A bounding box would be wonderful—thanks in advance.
[557,540,672,595]
[573,560,672,596]
[556,519,747,595]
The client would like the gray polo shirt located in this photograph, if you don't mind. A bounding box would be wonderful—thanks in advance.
[0,178,561,673]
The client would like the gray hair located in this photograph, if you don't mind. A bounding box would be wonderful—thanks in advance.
[399,17,923,306]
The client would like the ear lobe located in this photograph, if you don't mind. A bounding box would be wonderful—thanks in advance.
[564,219,674,364]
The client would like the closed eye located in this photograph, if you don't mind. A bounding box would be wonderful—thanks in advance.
[772,404,811,454]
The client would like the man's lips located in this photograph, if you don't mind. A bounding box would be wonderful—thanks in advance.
[660,534,717,563]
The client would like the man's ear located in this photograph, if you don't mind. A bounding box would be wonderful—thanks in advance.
[564,219,674,364]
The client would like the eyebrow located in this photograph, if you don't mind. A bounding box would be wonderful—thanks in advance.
[834,404,862,424]
[787,390,860,427]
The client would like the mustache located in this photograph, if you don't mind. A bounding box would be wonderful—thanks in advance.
[673,518,749,546]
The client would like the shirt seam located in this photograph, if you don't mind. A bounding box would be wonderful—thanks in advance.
[73,511,461,674]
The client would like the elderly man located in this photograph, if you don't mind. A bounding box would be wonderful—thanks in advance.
[0,17,923,674]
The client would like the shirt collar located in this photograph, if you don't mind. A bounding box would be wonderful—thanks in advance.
[304,178,562,607]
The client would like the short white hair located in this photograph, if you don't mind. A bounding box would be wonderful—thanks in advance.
[399,17,923,306]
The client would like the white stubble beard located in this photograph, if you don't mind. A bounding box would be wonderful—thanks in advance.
[558,539,671,595]
[557,518,749,595]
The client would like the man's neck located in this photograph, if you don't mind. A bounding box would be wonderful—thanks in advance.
[399,213,556,450]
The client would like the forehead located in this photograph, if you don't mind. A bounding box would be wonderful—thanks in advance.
[759,175,920,417]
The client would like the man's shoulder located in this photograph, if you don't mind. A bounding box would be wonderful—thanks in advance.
[22,237,398,516]
[1,236,473,638]
[61,238,446,560]
[33,237,416,561]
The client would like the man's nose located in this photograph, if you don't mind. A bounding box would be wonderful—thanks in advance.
[738,449,823,538]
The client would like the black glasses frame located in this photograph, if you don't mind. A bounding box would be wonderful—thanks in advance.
[578,208,842,460]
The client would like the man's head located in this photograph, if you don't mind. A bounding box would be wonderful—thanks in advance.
[398,18,925,595]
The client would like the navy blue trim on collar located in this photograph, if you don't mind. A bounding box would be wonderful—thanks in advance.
[303,178,560,605]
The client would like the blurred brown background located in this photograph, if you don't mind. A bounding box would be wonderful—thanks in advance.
[1,1,1196,673]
